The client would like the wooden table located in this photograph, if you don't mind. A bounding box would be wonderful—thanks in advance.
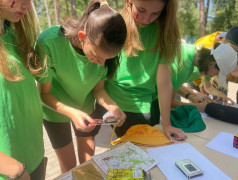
[54,118,238,179]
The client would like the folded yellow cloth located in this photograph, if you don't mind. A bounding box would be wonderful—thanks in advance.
[112,124,173,146]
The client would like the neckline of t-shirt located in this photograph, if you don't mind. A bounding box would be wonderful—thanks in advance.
[68,39,88,61]
[137,22,155,30]
[0,26,13,42]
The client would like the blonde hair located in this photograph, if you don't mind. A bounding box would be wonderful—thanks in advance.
[0,10,45,81]
[122,0,182,69]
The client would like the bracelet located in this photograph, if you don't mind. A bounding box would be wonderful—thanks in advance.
[8,162,26,180]
[185,93,191,99]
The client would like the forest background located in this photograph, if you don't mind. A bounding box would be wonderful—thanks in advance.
[32,0,238,43]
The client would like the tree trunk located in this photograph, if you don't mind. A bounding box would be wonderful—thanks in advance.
[71,0,78,18]
[204,0,210,26]
[44,0,51,27]
[31,1,41,32]
[65,0,70,17]
[54,0,60,24]
[199,0,206,37]
[115,0,119,8]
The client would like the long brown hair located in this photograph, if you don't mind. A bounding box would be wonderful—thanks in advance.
[62,0,127,79]
[122,0,182,69]
[0,10,45,81]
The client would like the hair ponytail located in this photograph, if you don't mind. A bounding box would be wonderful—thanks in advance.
[62,0,127,79]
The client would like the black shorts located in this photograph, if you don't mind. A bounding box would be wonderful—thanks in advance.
[43,111,101,149]
[92,99,160,137]
[30,158,44,180]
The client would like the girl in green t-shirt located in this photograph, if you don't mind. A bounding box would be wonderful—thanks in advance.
[0,0,46,179]
[171,43,237,112]
[36,0,127,173]
[93,0,187,141]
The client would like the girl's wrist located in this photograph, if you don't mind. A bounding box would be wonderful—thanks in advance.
[8,162,26,180]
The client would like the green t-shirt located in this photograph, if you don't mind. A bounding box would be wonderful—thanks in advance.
[36,26,107,122]
[0,27,44,179]
[186,67,211,83]
[171,44,196,90]
[105,22,165,113]
[186,66,201,83]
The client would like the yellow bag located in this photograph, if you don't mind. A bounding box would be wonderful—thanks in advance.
[194,31,222,49]
[112,124,173,146]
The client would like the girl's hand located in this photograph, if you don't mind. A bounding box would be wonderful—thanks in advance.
[107,105,126,127]
[69,108,96,132]
[9,163,30,180]
[188,92,214,104]
[215,92,235,105]
[163,125,187,141]
[195,103,207,112]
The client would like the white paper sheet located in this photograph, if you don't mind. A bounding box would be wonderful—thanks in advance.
[147,143,231,180]
[206,132,238,158]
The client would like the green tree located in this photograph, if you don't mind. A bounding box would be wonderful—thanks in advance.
[177,0,199,42]
[210,0,238,32]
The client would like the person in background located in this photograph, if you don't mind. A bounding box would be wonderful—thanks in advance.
[186,31,232,104]
[226,26,238,103]
[93,0,187,141]
[171,43,237,111]
[0,0,46,179]
[36,0,127,173]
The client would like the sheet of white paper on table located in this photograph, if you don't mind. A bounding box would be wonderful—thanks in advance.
[206,132,238,158]
[147,143,231,180]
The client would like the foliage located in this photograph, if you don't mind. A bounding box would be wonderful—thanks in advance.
[177,0,199,42]
[209,0,238,33]
[34,0,238,40]
[34,0,124,31]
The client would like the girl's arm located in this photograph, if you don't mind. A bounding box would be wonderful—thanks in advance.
[178,85,213,103]
[157,64,187,141]
[172,91,207,112]
[92,80,126,126]
[203,81,234,105]
[37,82,96,131]
[0,151,30,180]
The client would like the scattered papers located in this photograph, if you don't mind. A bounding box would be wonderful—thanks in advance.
[92,142,158,174]
[206,132,238,158]
[147,143,231,180]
